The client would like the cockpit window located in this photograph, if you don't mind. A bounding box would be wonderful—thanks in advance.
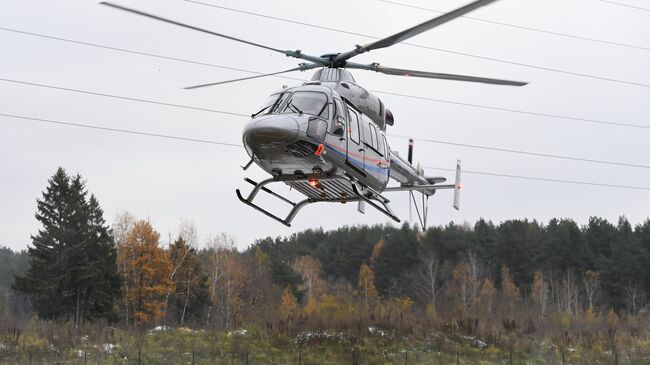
[254,93,289,117]
[282,91,329,119]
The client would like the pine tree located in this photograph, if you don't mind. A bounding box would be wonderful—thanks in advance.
[14,168,120,324]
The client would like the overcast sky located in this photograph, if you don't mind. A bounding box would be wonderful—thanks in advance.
[1,0,649,252]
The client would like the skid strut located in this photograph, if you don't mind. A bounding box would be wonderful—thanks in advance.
[236,175,400,227]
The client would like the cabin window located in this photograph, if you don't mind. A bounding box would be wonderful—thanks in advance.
[348,107,360,144]
[377,130,385,156]
[332,99,346,135]
[369,123,378,150]
[382,135,389,157]
[282,91,329,119]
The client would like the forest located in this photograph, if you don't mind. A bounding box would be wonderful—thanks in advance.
[1,168,649,364]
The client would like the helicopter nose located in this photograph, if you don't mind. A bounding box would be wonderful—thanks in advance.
[244,116,300,148]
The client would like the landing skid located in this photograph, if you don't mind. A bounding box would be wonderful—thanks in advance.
[236,175,400,227]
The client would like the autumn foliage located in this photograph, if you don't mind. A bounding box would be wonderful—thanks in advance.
[118,220,174,326]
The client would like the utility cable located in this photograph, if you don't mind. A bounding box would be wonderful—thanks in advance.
[0,78,249,117]
[2,28,648,129]
[0,27,305,83]
[391,135,650,169]
[183,0,650,89]
[599,0,650,12]
[0,113,243,147]
[372,90,650,130]
[3,111,649,191]
[378,0,650,52]
[3,77,649,170]
[425,166,650,191]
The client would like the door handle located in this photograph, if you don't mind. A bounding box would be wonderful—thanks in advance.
[358,148,365,152]
[377,162,389,169]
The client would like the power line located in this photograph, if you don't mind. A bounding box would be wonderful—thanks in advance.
[183,0,650,89]
[1,25,647,130]
[3,111,649,192]
[425,166,650,191]
[0,113,242,147]
[600,0,650,12]
[0,78,249,117]
[391,135,650,169]
[374,90,650,130]
[3,77,649,170]
[0,27,306,83]
[378,0,650,52]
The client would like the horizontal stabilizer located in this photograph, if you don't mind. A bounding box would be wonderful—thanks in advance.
[453,160,462,210]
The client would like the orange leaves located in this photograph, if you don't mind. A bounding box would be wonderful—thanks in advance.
[118,220,174,326]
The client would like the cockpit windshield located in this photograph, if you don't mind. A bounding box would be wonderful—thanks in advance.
[254,92,289,117]
[282,91,329,119]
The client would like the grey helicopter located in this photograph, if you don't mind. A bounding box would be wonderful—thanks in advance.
[101,0,527,228]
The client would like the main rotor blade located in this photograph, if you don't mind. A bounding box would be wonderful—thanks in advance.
[335,0,499,62]
[100,2,327,65]
[185,64,318,89]
[347,63,527,86]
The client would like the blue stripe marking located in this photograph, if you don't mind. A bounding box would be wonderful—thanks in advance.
[322,142,389,176]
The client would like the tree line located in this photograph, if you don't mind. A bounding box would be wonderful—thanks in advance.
[2,167,650,337]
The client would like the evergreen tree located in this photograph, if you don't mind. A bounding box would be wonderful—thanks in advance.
[14,168,121,324]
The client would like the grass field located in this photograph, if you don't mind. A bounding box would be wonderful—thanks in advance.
[2,324,649,365]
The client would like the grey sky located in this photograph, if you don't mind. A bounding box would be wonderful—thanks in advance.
[1,0,649,252]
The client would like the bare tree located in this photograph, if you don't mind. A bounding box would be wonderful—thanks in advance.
[624,284,646,315]
[583,270,601,312]
[466,251,482,315]
[561,270,579,316]
[112,211,136,326]
[418,248,439,309]
[292,256,325,300]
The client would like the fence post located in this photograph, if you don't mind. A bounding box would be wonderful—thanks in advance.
[509,350,512,365]
[138,349,142,365]
[28,351,32,365]
[456,351,460,365]
[84,350,87,365]
[192,351,195,365]
[245,352,249,365]
[562,351,565,365]
[615,352,618,365]
[405,350,408,365]
[299,350,302,365]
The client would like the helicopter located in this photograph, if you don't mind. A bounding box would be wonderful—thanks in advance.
[101,0,527,228]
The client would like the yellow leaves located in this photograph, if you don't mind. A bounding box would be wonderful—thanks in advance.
[395,297,413,313]
[279,287,298,320]
[304,297,318,316]
[316,294,340,319]
[500,265,520,301]
[370,239,384,264]
[357,263,378,307]
[426,303,437,320]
